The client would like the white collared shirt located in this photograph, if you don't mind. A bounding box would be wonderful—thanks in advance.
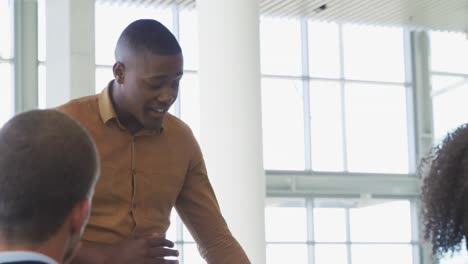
[0,251,57,264]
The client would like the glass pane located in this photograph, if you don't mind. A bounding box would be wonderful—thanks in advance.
[266,244,308,264]
[315,244,347,264]
[345,83,409,173]
[310,80,344,171]
[165,210,177,242]
[431,31,468,74]
[38,64,46,109]
[350,200,411,242]
[95,67,113,94]
[260,17,302,76]
[180,73,200,140]
[351,244,412,264]
[95,3,173,65]
[179,9,198,71]
[440,249,468,264]
[431,75,466,94]
[0,63,13,127]
[266,198,307,242]
[261,78,305,170]
[308,21,340,78]
[432,83,468,141]
[0,0,13,59]
[182,223,195,242]
[38,0,46,62]
[313,208,346,242]
[343,25,405,82]
[183,243,206,264]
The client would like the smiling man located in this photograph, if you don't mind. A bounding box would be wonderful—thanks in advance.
[58,19,249,264]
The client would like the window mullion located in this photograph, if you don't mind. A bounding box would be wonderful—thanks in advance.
[345,208,352,264]
[306,198,315,264]
[172,5,182,118]
[300,18,312,171]
[338,24,349,172]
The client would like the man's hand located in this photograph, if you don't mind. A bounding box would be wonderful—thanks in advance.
[72,236,179,264]
[105,236,179,264]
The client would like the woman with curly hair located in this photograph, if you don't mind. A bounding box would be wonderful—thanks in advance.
[421,123,468,259]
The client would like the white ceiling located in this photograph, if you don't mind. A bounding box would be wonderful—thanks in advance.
[97,0,468,32]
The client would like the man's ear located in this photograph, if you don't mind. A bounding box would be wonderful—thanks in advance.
[69,199,90,234]
[113,62,125,84]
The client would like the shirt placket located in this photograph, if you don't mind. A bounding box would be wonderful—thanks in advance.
[130,135,138,233]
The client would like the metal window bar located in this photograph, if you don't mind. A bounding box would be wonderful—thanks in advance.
[404,29,418,175]
[171,4,182,118]
[306,197,315,264]
[338,24,349,172]
[300,18,312,171]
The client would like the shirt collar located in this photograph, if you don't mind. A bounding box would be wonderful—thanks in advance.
[0,251,58,264]
[98,82,118,125]
[98,81,164,135]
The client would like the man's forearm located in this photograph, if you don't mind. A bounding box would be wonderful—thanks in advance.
[200,234,250,264]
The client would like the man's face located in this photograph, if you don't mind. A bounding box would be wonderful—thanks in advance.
[119,52,183,131]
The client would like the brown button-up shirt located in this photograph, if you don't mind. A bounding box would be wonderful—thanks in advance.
[58,86,250,263]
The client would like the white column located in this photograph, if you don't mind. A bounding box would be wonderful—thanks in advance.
[197,1,266,263]
[45,0,95,108]
[14,0,38,112]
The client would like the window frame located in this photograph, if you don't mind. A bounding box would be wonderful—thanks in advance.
[264,196,421,264]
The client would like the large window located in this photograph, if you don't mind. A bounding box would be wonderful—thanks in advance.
[0,0,14,126]
[260,18,411,174]
[430,31,468,141]
[261,17,420,264]
[266,198,417,264]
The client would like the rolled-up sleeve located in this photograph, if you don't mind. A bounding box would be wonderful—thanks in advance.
[175,137,250,264]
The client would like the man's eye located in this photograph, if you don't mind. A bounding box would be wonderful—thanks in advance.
[149,83,163,89]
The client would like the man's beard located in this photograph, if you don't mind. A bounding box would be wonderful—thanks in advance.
[62,232,81,264]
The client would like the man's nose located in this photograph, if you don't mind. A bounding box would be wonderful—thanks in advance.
[157,88,174,104]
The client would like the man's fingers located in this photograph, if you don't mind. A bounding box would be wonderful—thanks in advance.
[147,247,179,258]
[144,258,179,264]
[147,237,175,248]
[154,259,179,264]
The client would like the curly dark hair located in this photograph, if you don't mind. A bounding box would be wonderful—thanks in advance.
[421,124,468,257]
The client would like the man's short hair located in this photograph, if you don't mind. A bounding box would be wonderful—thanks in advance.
[0,109,99,244]
[115,19,182,59]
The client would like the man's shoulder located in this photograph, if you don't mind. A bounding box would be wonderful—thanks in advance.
[1,261,51,264]
[164,114,195,138]
[165,114,190,130]
[0,251,57,264]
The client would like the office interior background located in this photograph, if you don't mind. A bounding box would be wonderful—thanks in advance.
[1,0,468,263]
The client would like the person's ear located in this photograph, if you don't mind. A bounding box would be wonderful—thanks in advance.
[69,199,91,235]
[113,62,125,84]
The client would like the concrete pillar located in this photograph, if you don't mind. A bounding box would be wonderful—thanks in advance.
[197,0,266,263]
[14,0,38,112]
[45,0,94,107]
